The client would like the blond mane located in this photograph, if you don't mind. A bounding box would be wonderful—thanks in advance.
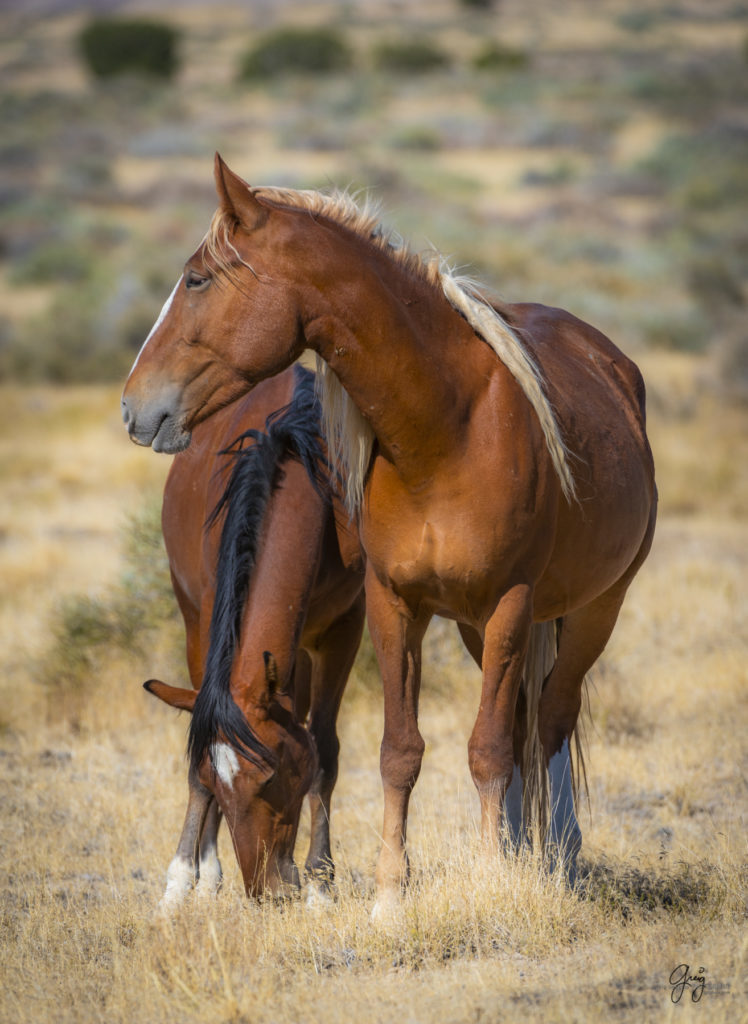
[208,185,577,511]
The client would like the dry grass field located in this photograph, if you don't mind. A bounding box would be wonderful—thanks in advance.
[1,0,746,1021]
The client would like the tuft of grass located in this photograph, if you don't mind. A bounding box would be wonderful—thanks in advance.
[581,855,745,923]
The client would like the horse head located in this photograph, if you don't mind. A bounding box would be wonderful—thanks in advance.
[121,155,307,453]
[144,652,317,897]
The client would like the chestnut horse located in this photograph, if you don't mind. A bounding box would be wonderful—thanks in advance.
[144,366,365,902]
[122,156,657,918]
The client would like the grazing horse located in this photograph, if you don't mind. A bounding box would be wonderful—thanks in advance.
[144,366,365,902]
[122,156,657,918]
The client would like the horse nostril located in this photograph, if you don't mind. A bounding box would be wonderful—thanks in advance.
[121,398,131,427]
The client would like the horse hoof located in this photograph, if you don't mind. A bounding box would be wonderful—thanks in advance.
[305,884,334,911]
[158,856,196,912]
[370,891,403,929]
[196,858,223,899]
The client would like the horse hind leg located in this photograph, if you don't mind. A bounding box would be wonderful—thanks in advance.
[467,584,534,848]
[537,585,633,880]
[536,509,656,878]
[456,619,528,850]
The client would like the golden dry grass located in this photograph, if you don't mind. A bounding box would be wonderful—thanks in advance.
[1,0,746,1017]
[0,349,746,1022]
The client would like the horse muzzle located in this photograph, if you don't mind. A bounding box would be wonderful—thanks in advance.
[121,395,192,453]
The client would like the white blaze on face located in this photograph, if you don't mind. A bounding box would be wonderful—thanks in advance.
[127,275,183,378]
[212,743,240,790]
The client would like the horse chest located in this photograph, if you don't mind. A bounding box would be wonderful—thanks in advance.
[362,440,553,618]
[363,505,512,618]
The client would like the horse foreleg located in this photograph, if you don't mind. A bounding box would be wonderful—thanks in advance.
[159,773,213,912]
[467,584,533,848]
[195,798,223,897]
[304,597,365,902]
[366,569,429,922]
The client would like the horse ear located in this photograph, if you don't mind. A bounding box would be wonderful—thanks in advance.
[263,651,279,696]
[143,679,197,713]
[213,152,267,231]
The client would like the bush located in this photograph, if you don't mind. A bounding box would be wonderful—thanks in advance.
[373,40,450,74]
[640,128,748,212]
[78,18,180,79]
[617,11,659,33]
[40,501,179,726]
[10,237,96,286]
[0,286,137,384]
[239,27,352,79]
[473,41,529,71]
[389,125,442,151]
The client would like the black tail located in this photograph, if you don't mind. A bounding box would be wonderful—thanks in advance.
[187,367,327,778]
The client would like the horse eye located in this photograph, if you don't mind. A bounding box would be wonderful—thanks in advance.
[185,270,210,291]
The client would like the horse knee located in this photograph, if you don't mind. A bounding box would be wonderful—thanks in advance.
[467,735,514,794]
[380,733,425,791]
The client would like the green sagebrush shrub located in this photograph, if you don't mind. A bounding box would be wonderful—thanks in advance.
[373,39,450,74]
[239,27,352,79]
[473,42,529,71]
[41,501,178,716]
[78,18,180,79]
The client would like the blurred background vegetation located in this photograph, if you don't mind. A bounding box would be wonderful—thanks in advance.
[0,0,746,721]
[0,0,745,391]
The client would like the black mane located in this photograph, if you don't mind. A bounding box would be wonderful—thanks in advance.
[187,366,327,778]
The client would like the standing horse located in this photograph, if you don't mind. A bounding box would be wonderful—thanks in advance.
[122,156,657,918]
[144,366,365,902]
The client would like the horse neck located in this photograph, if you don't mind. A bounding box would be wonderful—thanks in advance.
[299,230,486,478]
[229,459,327,710]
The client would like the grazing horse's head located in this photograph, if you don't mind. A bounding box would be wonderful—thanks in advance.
[145,653,317,897]
[121,154,308,453]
